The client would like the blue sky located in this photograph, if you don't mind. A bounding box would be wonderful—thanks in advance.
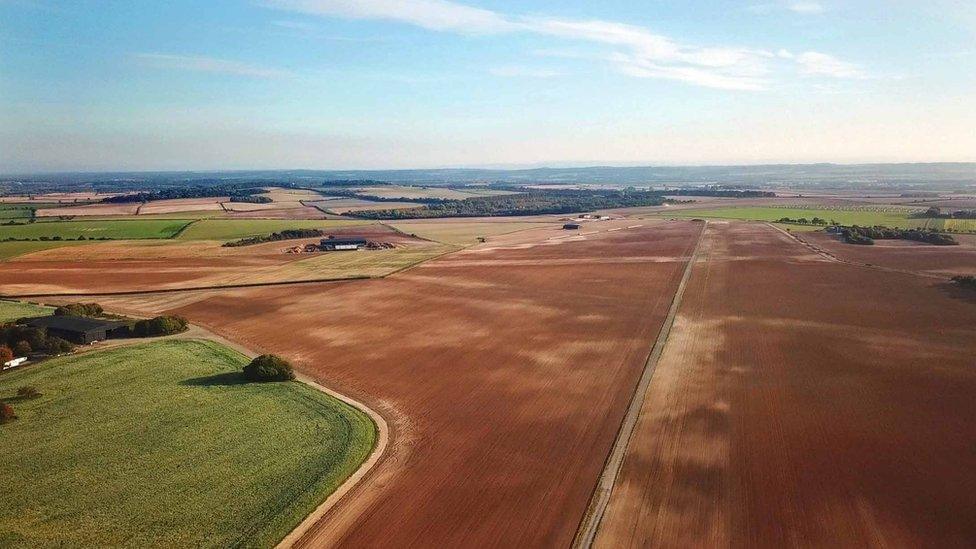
[1,0,974,172]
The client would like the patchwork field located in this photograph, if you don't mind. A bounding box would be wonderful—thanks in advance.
[0,225,444,294]
[595,222,976,547]
[176,219,369,241]
[98,221,704,547]
[0,339,375,548]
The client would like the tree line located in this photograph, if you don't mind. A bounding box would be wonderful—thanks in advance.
[348,189,688,219]
[841,225,958,246]
[222,228,327,247]
[101,185,270,204]
[912,207,976,219]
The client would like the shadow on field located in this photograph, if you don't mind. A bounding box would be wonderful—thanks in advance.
[180,372,248,387]
[936,282,976,304]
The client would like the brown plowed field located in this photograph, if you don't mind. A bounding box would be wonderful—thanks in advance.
[802,231,976,277]
[596,222,976,548]
[114,221,702,547]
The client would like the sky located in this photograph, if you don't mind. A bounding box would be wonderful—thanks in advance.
[1,0,975,172]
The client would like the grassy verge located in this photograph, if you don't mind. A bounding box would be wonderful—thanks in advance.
[0,339,375,548]
[0,299,53,322]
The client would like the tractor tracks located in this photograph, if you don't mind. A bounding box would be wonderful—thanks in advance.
[573,220,708,548]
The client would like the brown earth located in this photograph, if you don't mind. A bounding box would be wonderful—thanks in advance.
[97,221,702,547]
[595,222,976,548]
[801,231,976,277]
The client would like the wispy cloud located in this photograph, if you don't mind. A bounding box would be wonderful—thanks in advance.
[133,53,294,79]
[262,0,513,34]
[265,0,860,91]
[790,51,865,78]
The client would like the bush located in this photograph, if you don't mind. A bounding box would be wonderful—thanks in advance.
[54,303,104,317]
[952,275,976,290]
[45,337,74,354]
[0,403,16,424]
[0,345,12,363]
[132,316,189,337]
[17,386,41,399]
[243,354,295,382]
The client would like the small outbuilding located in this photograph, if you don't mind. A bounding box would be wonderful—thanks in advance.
[320,237,368,251]
[563,223,582,230]
[23,316,130,344]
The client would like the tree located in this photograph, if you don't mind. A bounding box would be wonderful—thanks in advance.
[0,345,13,363]
[132,316,188,337]
[13,341,31,356]
[243,354,295,382]
[45,337,74,354]
[0,403,16,424]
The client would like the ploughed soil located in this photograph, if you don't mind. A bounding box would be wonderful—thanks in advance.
[802,231,976,277]
[0,225,428,294]
[596,222,976,548]
[146,221,703,547]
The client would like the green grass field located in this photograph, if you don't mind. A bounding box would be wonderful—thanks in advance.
[0,299,53,322]
[177,219,371,241]
[659,206,973,230]
[0,339,376,548]
[0,219,192,240]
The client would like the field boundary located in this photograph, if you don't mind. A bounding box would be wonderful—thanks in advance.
[572,220,707,548]
[35,319,390,549]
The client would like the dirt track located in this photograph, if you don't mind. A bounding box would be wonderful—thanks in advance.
[109,221,704,547]
[595,222,976,547]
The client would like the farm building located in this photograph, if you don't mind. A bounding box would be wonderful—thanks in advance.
[320,237,367,251]
[23,316,130,344]
[563,223,582,230]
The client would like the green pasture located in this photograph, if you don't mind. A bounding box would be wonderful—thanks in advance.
[0,299,53,322]
[0,219,192,241]
[659,206,975,230]
[0,339,375,548]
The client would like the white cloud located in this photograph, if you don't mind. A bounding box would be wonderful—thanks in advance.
[133,53,294,79]
[265,0,861,91]
[794,51,865,78]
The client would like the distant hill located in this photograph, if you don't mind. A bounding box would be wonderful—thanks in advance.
[3,163,975,193]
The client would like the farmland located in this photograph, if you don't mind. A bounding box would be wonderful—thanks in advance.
[388,219,554,245]
[657,206,926,227]
[176,219,370,241]
[0,218,192,240]
[350,185,516,200]
[91,220,705,547]
[0,299,52,321]
[594,222,976,547]
[0,225,446,294]
[0,339,375,548]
